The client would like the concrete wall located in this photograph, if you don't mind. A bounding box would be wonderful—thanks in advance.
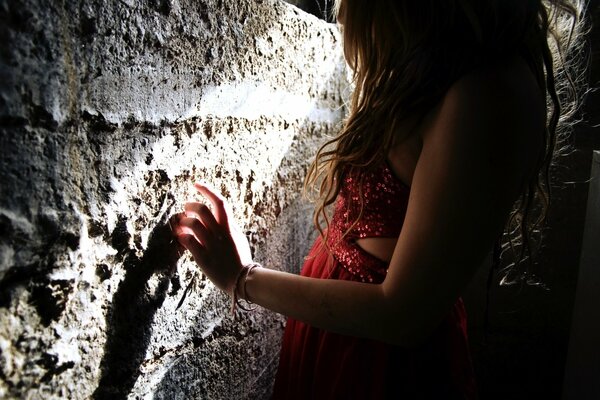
[0,0,347,398]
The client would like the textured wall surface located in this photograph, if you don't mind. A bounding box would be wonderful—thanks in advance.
[285,0,335,21]
[0,0,347,398]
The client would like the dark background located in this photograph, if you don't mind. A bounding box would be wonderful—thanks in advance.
[464,2,600,398]
[289,0,600,398]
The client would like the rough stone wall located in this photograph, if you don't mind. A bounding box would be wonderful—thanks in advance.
[285,0,335,21]
[0,0,347,398]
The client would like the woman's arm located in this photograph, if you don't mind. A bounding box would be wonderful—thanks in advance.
[174,58,544,347]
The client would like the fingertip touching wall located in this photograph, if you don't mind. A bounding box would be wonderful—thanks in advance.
[0,0,348,398]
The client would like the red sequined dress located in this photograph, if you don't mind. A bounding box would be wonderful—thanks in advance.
[272,162,477,399]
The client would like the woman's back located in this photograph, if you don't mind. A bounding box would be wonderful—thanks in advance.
[358,54,545,265]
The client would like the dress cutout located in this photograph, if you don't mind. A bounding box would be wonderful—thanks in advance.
[272,163,477,400]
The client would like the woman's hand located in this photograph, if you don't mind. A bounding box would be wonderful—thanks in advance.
[172,182,252,296]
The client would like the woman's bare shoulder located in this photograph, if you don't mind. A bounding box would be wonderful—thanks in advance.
[441,55,546,139]
[422,55,546,191]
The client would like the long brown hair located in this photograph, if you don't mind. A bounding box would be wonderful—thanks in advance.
[304,0,586,281]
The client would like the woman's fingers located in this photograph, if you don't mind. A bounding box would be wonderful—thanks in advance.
[184,202,220,234]
[176,231,208,266]
[177,216,213,249]
[170,184,245,294]
[194,182,229,227]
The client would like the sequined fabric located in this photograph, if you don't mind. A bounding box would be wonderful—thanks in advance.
[327,162,410,283]
[272,161,478,400]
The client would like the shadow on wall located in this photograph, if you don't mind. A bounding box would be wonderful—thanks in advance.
[93,203,181,400]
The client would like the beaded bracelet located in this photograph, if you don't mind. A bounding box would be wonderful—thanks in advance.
[231,262,262,314]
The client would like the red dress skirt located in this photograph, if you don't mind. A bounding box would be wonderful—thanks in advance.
[272,164,478,399]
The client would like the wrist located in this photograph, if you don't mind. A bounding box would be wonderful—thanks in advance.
[230,262,262,314]
[230,265,245,296]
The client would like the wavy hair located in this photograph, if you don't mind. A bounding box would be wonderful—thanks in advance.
[304,0,587,283]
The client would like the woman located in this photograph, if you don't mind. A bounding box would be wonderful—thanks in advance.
[172,0,583,398]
